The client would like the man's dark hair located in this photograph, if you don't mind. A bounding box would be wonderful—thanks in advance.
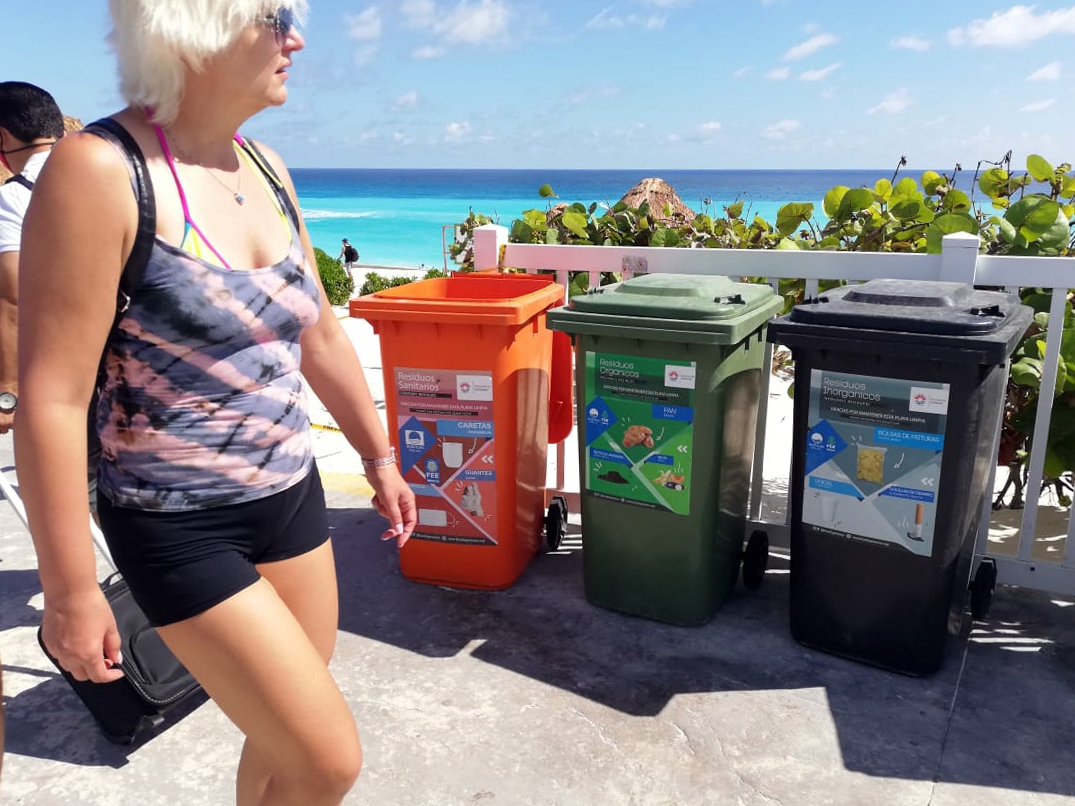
[0,82,64,142]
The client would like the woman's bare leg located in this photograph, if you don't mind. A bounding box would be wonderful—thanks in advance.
[157,540,358,806]
[234,541,344,805]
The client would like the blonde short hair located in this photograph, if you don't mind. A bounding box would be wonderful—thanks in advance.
[108,0,308,125]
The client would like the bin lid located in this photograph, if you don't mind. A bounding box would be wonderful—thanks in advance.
[787,279,1020,335]
[547,274,782,345]
[768,279,1034,364]
[349,274,565,326]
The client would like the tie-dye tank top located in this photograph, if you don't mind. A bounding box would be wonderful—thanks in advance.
[95,135,322,511]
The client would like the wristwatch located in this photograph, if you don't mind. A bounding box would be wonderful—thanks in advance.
[0,392,17,415]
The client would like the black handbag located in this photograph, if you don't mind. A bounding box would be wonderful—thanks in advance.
[0,471,203,745]
[0,468,203,745]
[35,574,203,744]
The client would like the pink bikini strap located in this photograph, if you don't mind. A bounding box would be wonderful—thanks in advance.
[151,123,233,270]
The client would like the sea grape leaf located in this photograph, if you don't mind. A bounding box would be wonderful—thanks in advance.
[1007,197,1062,243]
[942,189,972,213]
[1026,155,1054,183]
[1010,356,1043,389]
[510,220,533,243]
[837,188,875,219]
[891,177,919,199]
[650,228,681,247]
[924,212,978,253]
[823,186,848,219]
[921,171,944,195]
[891,197,924,221]
[979,167,1010,199]
[562,211,589,239]
[776,202,814,236]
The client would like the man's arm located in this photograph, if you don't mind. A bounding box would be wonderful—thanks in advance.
[0,249,18,434]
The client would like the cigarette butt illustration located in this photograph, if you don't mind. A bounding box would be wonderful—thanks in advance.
[908,503,925,541]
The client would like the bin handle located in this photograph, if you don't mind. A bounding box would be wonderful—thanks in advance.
[548,329,573,445]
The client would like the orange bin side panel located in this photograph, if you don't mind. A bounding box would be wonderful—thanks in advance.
[353,275,562,590]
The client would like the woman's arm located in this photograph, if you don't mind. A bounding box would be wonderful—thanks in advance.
[15,129,136,682]
[256,142,416,545]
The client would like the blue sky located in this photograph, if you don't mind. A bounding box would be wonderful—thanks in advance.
[2,1,1073,170]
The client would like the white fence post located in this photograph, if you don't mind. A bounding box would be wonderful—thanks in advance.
[474,224,508,272]
[938,231,981,283]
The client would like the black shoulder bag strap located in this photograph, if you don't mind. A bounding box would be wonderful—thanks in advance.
[81,117,156,321]
[3,174,34,191]
[236,136,303,233]
[79,117,156,431]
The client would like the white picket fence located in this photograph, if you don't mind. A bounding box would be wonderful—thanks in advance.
[473,224,1075,596]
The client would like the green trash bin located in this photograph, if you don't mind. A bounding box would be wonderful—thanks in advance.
[547,274,783,625]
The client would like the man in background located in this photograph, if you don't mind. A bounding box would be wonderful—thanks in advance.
[0,79,65,788]
[338,237,358,278]
[0,81,64,434]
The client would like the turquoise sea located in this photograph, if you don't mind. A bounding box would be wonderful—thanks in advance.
[292,168,904,270]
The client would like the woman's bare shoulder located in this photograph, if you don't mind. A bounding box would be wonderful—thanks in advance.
[25,119,143,267]
[37,122,137,195]
[46,124,130,175]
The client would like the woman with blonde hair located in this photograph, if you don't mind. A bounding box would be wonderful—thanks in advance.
[15,2,415,804]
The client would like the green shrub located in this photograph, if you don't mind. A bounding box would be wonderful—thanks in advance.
[452,153,1075,503]
[314,247,355,305]
[358,267,448,296]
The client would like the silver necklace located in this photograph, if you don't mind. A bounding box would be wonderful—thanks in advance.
[203,162,245,206]
[165,131,245,205]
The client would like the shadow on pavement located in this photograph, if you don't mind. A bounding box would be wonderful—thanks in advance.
[935,588,1075,796]
[0,567,40,631]
[331,506,1075,798]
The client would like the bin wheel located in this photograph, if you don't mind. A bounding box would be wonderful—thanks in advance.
[741,530,769,591]
[545,496,568,551]
[970,558,998,621]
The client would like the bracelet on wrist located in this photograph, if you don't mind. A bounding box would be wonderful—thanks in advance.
[361,447,397,470]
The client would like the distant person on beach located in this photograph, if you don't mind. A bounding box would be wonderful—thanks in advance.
[15,3,415,805]
[338,237,358,277]
[0,81,64,436]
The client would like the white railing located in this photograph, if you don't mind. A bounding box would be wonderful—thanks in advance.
[473,224,1075,596]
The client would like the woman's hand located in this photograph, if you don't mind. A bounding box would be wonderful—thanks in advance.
[41,586,125,683]
[366,464,417,548]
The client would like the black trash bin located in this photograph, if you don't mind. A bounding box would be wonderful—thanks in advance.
[768,279,1032,675]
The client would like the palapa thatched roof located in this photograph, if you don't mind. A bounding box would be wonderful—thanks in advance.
[0,115,82,183]
[617,177,696,225]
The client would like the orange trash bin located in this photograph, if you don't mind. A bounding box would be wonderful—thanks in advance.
[350,273,571,590]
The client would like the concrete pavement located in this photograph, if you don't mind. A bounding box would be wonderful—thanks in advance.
[1,309,1074,806]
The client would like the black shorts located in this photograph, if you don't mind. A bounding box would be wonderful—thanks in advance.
[96,464,330,627]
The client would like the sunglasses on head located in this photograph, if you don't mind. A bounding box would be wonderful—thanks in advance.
[259,6,295,43]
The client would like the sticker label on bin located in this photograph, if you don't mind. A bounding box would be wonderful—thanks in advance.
[395,368,497,546]
[803,369,948,556]
[583,351,695,515]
